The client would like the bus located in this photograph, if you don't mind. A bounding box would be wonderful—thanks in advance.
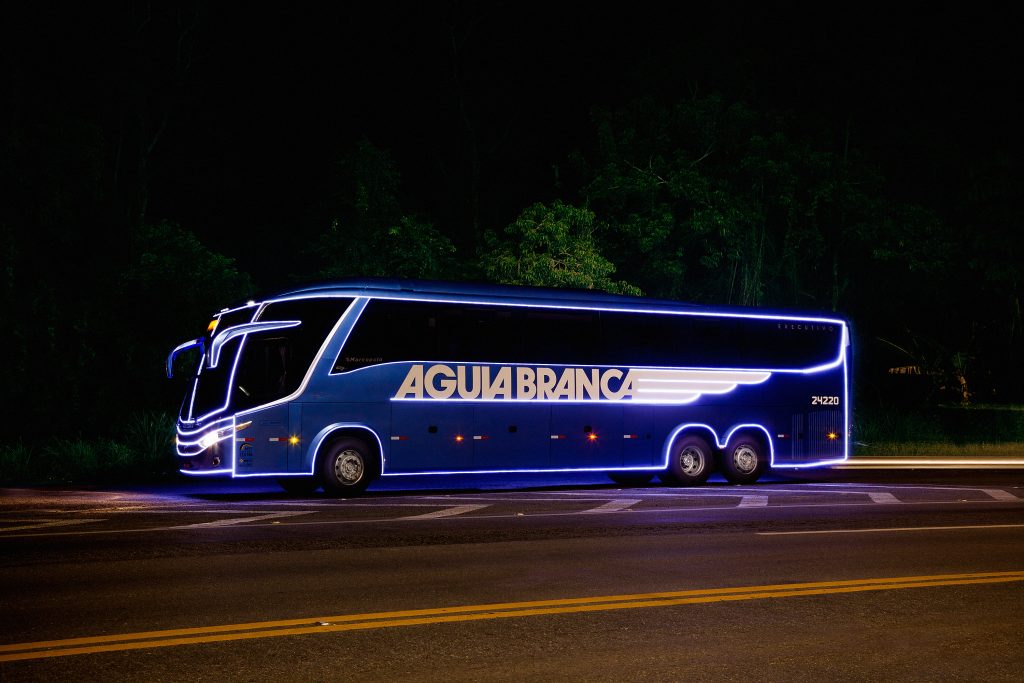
[167,279,850,494]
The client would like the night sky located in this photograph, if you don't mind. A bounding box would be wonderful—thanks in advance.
[7,2,1022,285]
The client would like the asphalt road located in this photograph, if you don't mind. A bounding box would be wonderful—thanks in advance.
[2,470,1023,681]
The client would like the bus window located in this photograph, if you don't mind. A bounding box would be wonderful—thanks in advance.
[230,298,351,409]
[521,308,600,365]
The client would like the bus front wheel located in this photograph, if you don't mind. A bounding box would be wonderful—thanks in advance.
[721,435,768,485]
[318,437,379,496]
[661,434,714,486]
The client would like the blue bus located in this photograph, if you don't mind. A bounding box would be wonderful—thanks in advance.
[167,279,850,494]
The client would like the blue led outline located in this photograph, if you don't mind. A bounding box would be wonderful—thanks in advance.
[384,423,775,477]
[185,375,198,423]
[190,337,248,425]
[176,416,237,457]
[179,288,846,417]
[174,298,362,475]
[327,295,848,378]
[175,303,260,423]
[218,413,846,479]
[189,297,359,427]
[336,352,841,381]
[173,288,850,477]
[208,320,302,369]
[237,421,387,479]
[187,298,274,423]
[175,431,232,453]
[176,415,233,439]
[177,421,234,455]
[231,297,365,425]
[166,337,203,378]
[179,468,233,476]
[313,290,848,325]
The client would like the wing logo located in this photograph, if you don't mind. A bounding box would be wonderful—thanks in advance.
[630,369,771,404]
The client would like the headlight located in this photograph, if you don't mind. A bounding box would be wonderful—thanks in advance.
[198,427,233,450]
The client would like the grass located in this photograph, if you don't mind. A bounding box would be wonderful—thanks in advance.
[0,411,178,486]
[854,441,1024,458]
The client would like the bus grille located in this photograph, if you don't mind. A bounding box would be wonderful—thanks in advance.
[807,409,844,459]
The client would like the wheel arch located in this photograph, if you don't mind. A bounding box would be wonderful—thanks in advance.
[306,423,385,474]
[661,423,721,468]
[723,424,775,466]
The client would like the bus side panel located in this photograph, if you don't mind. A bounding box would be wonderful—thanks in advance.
[652,406,703,465]
[300,402,391,472]
[473,404,550,470]
[622,405,655,466]
[389,402,473,472]
[240,403,291,474]
[549,405,623,468]
[764,367,847,464]
[288,402,303,471]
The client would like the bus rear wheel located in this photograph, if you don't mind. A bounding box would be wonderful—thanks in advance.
[318,437,379,496]
[721,435,768,485]
[662,434,714,486]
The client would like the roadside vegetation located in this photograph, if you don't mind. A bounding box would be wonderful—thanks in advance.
[854,405,1024,457]
[0,412,177,486]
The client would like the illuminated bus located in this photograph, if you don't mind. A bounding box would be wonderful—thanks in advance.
[167,279,850,494]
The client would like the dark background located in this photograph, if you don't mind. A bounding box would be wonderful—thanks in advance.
[2,2,1022,452]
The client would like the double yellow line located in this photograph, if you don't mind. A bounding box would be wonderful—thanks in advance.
[3,571,1022,663]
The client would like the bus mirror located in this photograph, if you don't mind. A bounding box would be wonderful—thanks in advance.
[166,338,204,379]
[207,320,302,370]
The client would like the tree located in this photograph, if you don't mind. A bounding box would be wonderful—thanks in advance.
[309,140,456,280]
[581,94,919,315]
[120,221,254,412]
[481,200,640,295]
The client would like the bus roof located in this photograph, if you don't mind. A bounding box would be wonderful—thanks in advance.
[265,278,847,322]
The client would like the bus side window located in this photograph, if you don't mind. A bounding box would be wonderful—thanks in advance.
[521,309,599,365]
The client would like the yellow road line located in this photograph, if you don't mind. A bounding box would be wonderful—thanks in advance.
[2,571,1021,663]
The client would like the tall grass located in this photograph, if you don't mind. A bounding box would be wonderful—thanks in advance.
[853,404,1024,458]
[0,411,177,485]
[855,442,1024,458]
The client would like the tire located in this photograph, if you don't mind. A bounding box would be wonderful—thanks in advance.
[607,472,655,487]
[277,477,319,495]
[662,434,715,486]
[318,437,379,496]
[720,434,768,485]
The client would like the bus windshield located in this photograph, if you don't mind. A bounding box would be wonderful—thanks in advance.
[185,297,354,421]
[183,306,257,421]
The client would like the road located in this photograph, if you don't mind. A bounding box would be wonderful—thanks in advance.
[2,470,1023,681]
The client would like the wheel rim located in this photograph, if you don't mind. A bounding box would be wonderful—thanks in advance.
[333,449,364,485]
[678,446,706,477]
[732,445,759,475]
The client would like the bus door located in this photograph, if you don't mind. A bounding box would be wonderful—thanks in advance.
[390,402,473,472]
[549,404,623,469]
[473,404,550,470]
[240,403,295,474]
